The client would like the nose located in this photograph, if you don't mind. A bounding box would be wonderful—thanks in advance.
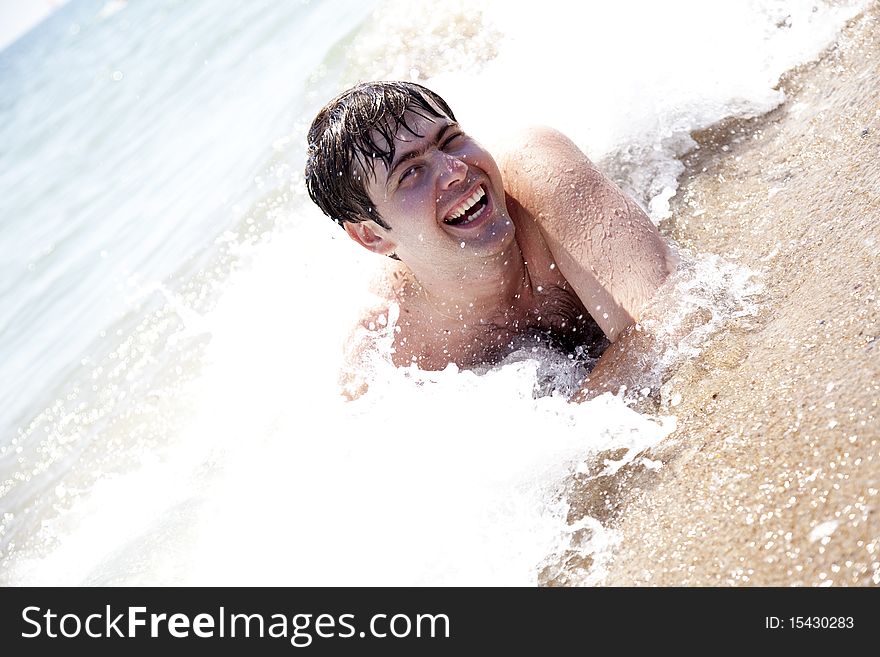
[437,152,468,189]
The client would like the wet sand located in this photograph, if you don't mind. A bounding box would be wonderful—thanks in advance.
[561,4,879,586]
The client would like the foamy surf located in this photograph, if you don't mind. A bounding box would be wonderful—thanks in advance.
[2,233,756,586]
[0,0,869,585]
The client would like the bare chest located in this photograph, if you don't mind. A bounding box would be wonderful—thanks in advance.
[384,203,605,369]
[391,279,603,370]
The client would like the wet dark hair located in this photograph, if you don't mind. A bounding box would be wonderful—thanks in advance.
[305,80,456,231]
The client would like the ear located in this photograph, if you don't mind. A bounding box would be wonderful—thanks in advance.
[344,221,397,257]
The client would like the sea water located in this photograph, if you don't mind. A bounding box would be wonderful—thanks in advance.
[0,0,866,585]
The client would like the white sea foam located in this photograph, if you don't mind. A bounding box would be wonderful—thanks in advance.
[426,0,866,219]
[6,227,678,585]
[0,0,867,585]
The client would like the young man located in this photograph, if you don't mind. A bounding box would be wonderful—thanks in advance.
[306,81,675,397]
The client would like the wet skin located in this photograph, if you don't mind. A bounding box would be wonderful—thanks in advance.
[341,113,675,391]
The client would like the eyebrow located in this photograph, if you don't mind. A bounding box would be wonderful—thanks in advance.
[387,122,458,180]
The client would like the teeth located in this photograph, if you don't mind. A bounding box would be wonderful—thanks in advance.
[448,187,485,220]
[460,202,486,225]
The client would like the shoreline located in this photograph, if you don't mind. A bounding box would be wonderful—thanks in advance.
[563,4,879,585]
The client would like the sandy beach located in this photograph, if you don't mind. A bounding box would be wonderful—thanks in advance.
[555,3,879,586]
[1,0,874,589]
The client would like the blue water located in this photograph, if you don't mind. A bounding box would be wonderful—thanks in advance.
[0,0,375,443]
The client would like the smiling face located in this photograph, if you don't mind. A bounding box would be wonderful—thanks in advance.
[348,111,517,275]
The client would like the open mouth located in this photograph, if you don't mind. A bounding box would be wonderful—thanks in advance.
[443,185,489,227]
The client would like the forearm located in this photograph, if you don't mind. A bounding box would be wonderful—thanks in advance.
[570,322,649,402]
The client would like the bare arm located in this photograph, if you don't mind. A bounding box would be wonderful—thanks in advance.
[338,274,399,401]
[499,127,675,341]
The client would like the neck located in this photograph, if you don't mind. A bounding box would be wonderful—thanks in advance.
[405,240,530,323]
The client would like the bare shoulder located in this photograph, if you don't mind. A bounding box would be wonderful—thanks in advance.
[496,126,675,341]
[494,126,618,258]
[495,126,598,178]
[496,126,605,212]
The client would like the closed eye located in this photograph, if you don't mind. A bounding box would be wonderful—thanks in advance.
[441,131,464,149]
[399,164,422,183]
